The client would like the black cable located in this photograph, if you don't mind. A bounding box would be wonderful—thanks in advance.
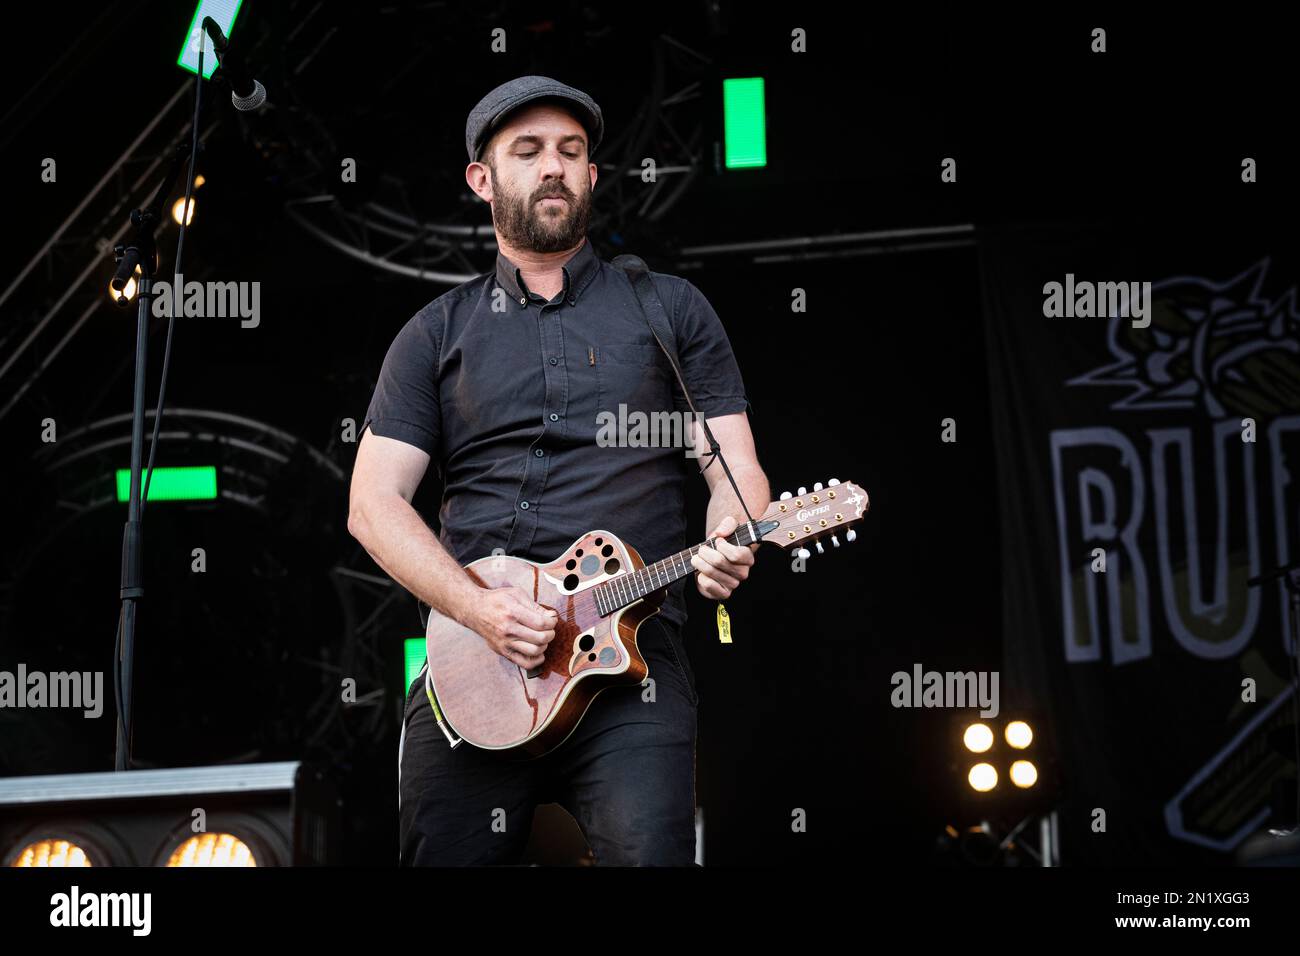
[141,45,205,510]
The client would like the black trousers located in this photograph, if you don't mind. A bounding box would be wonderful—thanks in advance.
[398,615,699,865]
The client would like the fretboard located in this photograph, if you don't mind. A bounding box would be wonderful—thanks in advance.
[592,521,766,617]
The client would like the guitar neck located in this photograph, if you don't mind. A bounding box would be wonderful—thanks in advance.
[592,521,769,617]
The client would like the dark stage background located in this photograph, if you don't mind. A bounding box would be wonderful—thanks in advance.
[0,4,1295,867]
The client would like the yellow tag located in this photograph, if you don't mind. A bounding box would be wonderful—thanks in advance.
[716,603,732,644]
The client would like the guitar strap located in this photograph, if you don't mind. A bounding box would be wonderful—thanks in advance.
[611,253,757,532]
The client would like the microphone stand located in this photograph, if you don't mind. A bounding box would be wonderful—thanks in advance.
[110,204,158,772]
[109,41,209,771]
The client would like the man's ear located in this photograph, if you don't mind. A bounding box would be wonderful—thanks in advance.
[588,161,598,192]
[465,162,493,202]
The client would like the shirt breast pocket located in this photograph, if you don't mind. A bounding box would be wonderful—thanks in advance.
[595,341,675,416]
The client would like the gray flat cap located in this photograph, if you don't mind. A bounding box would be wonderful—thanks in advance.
[465,75,603,163]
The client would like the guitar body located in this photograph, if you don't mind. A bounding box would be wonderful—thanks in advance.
[425,530,663,757]
[421,479,868,756]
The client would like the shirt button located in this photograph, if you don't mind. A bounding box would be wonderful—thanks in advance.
[519,296,527,305]
[549,357,558,366]
[566,296,576,307]
[519,501,530,510]
[549,413,559,422]
[534,448,544,457]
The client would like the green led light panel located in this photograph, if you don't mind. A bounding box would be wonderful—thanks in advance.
[723,77,767,169]
[115,466,218,503]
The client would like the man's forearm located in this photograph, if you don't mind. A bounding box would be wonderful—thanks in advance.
[705,462,770,541]
[348,493,479,624]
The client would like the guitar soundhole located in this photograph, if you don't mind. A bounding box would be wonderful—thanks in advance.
[565,559,576,570]
[563,573,580,591]
[601,544,614,557]
[604,558,620,574]
[578,634,595,652]
[588,653,597,662]
[595,537,603,546]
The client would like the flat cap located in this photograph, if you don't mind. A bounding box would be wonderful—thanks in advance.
[465,75,603,163]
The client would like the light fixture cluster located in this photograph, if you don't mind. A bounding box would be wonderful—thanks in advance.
[109,175,206,304]
[963,719,1038,793]
[7,828,259,868]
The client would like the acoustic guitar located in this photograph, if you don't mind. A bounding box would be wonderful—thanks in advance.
[423,479,869,755]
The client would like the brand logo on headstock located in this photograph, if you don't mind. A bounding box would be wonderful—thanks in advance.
[796,505,830,521]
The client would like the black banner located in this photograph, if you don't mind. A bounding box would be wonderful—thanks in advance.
[981,222,1300,863]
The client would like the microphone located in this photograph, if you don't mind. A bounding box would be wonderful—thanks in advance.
[200,16,267,112]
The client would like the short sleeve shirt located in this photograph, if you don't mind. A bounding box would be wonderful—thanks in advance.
[363,237,749,627]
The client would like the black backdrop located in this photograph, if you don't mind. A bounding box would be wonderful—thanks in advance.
[1,5,1296,866]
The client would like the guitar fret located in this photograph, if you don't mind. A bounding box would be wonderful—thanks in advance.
[595,526,763,618]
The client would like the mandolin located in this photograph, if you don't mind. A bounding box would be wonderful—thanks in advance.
[423,479,869,756]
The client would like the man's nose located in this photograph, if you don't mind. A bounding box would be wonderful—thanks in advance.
[538,146,566,178]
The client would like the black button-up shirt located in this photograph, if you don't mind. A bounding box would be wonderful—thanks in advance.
[363,237,749,627]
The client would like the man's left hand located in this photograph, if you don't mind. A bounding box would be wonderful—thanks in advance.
[692,515,756,600]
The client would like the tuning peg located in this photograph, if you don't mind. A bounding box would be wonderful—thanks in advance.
[814,540,824,554]
[813,482,823,491]
[797,486,806,496]
[831,535,840,548]
[846,529,857,543]
[828,478,840,486]
[795,547,810,560]
[779,491,792,500]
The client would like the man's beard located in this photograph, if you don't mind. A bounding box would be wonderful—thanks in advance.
[490,170,591,253]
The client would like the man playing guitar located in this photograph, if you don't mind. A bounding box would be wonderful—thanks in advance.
[348,76,769,866]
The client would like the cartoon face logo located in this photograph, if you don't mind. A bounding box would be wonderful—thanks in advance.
[1069,259,1300,419]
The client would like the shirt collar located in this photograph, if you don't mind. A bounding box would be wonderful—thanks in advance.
[494,237,599,306]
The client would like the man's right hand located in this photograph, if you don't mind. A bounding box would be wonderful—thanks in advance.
[461,586,557,669]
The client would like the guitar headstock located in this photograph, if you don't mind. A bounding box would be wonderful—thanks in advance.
[753,479,869,557]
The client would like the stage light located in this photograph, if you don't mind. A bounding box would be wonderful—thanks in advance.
[115,465,218,502]
[178,1,245,80]
[963,722,994,753]
[9,838,93,867]
[1010,760,1038,789]
[193,174,206,188]
[722,77,767,169]
[0,763,338,866]
[3,824,122,867]
[165,832,256,867]
[109,265,142,303]
[1006,720,1033,749]
[968,763,998,792]
[172,197,196,226]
